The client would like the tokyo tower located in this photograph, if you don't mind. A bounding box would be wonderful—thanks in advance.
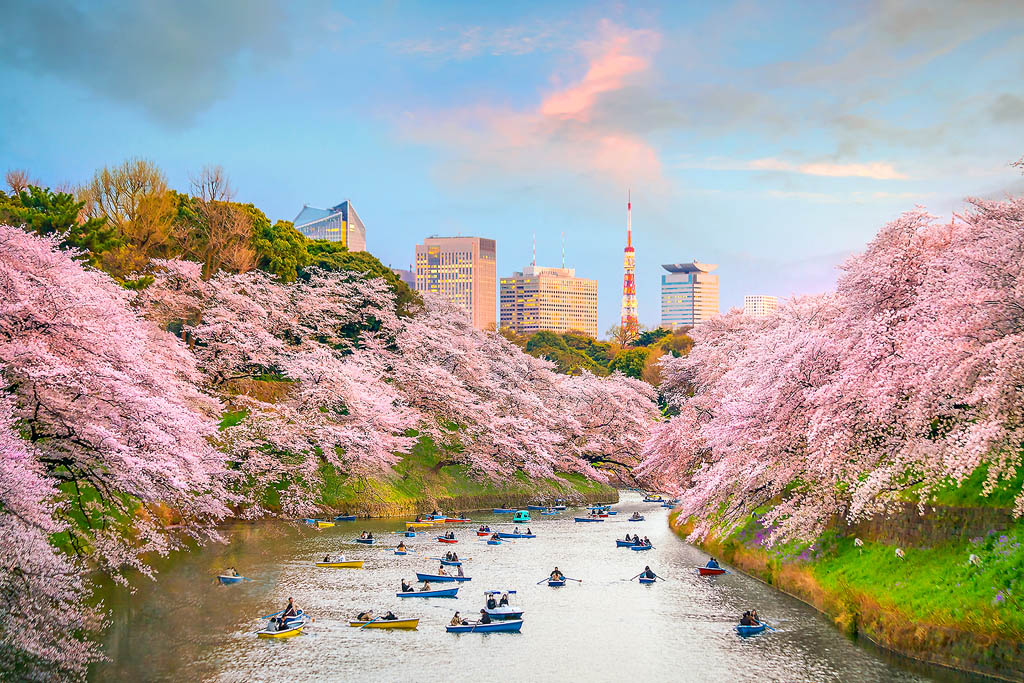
[620,190,639,341]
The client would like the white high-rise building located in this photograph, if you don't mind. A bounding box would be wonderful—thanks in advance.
[661,262,720,328]
[744,295,778,317]
[415,236,497,330]
[500,265,598,338]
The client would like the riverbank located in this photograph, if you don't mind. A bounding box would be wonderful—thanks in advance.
[671,509,1024,681]
[313,435,617,517]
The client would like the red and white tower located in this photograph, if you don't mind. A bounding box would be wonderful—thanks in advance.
[620,190,639,341]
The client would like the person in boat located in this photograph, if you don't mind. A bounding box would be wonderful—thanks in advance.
[437,565,448,576]
[643,566,656,579]
[750,609,760,624]
[499,592,509,607]
[323,554,332,562]
[513,526,520,534]
[357,610,373,621]
[707,557,720,569]
[740,611,754,626]
[490,532,500,541]
[383,611,397,621]
[421,581,431,591]
[359,531,367,539]
[550,567,564,581]
[401,579,413,593]
[282,598,297,619]
[478,609,492,624]
[457,564,465,577]
[486,595,498,609]
[526,527,532,535]
[479,525,488,532]
[451,551,459,561]
[642,536,651,547]
[632,512,641,519]
[226,567,239,577]
[397,542,406,551]
[367,531,374,540]
[450,611,465,626]
[431,509,439,516]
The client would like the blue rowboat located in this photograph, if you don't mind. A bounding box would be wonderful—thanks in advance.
[394,550,408,555]
[547,579,566,587]
[492,508,514,514]
[217,574,245,585]
[438,558,462,566]
[630,544,654,551]
[540,511,558,516]
[487,539,502,545]
[415,572,471,582]
[334,514,357,522]
[574,517,604,523]
[735,623,767,636]
[404,531,417,537]
[661,503,674,508]
[302,518,318,524]
[446,619,523,633]
[354,538,376,545]
[526,505,547,511]
[397,587,459,598]
[607,510,619,515]
[496,532,535,539]
[628,516,645,522]
[554,505,566,510]
[616,539,639,547]
[639,577,657,584]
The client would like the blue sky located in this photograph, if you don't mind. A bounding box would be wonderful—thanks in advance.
[2,0,1023,333]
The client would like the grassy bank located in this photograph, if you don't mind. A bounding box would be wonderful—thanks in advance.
[315,435,617,517]
[671,510,1024,681]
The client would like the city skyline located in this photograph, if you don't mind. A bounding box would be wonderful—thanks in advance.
[3,2,1022,332]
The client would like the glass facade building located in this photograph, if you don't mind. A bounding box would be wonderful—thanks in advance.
[661,262,720,328]
[415,236,497,330]
[292,200,366,251]
[500,265,598,338]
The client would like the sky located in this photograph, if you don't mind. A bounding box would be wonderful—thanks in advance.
[1,0,1023,333]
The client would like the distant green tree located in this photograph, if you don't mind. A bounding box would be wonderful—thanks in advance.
[253,219,309,283]
[635,327,670,347]
[0,186,120,267]
[609,347,649,379]
[663,328,694,357]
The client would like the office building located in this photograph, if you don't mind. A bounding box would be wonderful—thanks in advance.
[415,237,497,330]
[392,267,415,288]
[500,265,598,338]
[744,295,778,317]
[661,262,720,328]
[292,200,366,251]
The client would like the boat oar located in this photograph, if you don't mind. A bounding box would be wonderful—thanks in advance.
[564,577,583,583]
[758,620,777,632]
[259,609,286,620]
[627,572,643,581]
[536,577,552,585]
[358,615,383,630]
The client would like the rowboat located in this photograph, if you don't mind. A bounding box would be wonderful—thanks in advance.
[257,624,303,638]
[427,515,448,521]
[415,572,471,582]
[348,618,419,630]
[492,508,514,514]
[574,517,603,523]
[315,560,364,568]
[630,544,653,551]
[333,514,357,522]
[397,587,459,598]
[445,517,471,523]
[446,619,523,633]
[607,510,619,515]
[526,505,547,511]
[698,567,726,576]
[496,532,535,539]
[554,505,566,510]
[315,521,335,528]
[735,623,767,636]
[404,531,417,537]
[661,502,674,508]
[436,537,458,544]
[407,522,434,529]
[487,539,502,545]
[643,495,664,502]
[616,539,639,547]
[394,550,409,555]
[354,538,376,545]
[639,577,657,584]
[438,558,462,566]
[540,511,558,515]
[476,531,491,536]
[547,578,566,587]
[217,574,246,584]
[628,516,645,522]
[597,514,609,518]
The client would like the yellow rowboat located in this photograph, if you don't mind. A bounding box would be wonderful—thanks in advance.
[348,619,419,630]
[314,560,364,568]
[257,624,303,638]
[315,521,335,528]
[406,522,435,529]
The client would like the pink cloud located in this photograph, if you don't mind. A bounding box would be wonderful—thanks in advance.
[749,157,907,179]
[400,20,664,189]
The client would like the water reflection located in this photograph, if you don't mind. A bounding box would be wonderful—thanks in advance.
[92,492,980,682]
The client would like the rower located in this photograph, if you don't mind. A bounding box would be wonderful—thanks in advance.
[357,610,373,621]
[643,566,656,579]
[437,565,447,576]
[457,565,465,577]
[479,609,492,624]
[401,579,412,593]
[550,567,564,581]
[397,541,406,551]
[421,581,431,591]
[706,557,720,569]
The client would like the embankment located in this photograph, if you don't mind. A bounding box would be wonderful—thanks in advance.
[671,506,1024,681]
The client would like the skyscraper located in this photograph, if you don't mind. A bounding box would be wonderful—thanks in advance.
[415,236,497,330]
[500,265,598,338]
[744,295,778,317]
[292,200,366,251]
[661,262,720,328]
[620,192,639,339]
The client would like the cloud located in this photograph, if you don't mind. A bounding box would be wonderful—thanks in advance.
[400,20,665,190]
[396,22,570,60]
[0,0,325,126]
[989,93,1024,123]
[750,158,907,180]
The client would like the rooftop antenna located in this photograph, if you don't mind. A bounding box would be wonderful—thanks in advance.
[627,188,632,248]
[561,231,565,269]
[532,233,536,267]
